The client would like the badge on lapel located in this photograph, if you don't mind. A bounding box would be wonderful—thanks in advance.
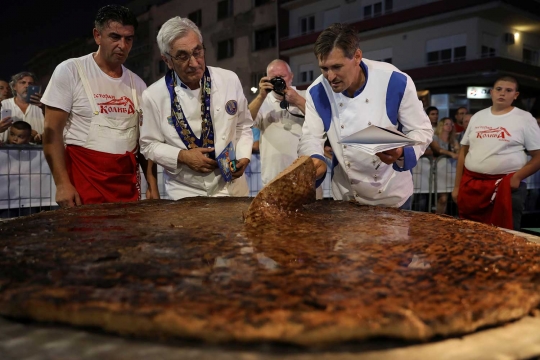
[225,100,238,116]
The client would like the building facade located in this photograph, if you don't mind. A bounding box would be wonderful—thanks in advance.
[278,0,540,117]
[27,0,279,102]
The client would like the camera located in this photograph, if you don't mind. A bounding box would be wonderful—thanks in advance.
[269,77,287,94]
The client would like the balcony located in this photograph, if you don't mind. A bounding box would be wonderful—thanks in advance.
[406,57,540,91]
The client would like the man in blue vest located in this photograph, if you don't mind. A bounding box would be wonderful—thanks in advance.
[298,23,433,209]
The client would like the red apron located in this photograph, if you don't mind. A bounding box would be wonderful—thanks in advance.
[457,167,514,229]
[65,145,139,205]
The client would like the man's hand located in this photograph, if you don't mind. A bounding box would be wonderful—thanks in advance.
[312,158,327,180]
[146,187,160,200]
[33,133,43,144]
[56,183,82,208]
[376,147,404,165]
[231,158,250,179]
[257,76,273,100]
[451,187,459,203]
[31,129,43,144]
[0,116,13,133]
[29,93,43,108]
[510,174,521,190]
[284,86,304,107]
[178,147,218,173]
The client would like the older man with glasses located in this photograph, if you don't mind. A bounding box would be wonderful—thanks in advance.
[140,16,253,199]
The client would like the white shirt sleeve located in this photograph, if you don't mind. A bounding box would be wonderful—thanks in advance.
[298,88,325,159]
[523,112,540,151]
[41,61,76,114]
[460,113,477,146]
[233,75,254,160]
[397,75,434,158]
[139,90,181,172]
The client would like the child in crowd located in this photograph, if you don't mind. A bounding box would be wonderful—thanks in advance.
[7,121,32,145]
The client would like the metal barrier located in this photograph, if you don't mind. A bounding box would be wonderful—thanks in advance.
[0,145,57,218]
[426,154,540,216]
[2,146,539,218]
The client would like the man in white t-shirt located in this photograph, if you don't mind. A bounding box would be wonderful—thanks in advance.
[0,72,44,144]
[248,59,307,187]
[453,76,540,230]
[41,5,157,208]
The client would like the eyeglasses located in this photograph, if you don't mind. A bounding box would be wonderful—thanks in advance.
[166,45,205,63]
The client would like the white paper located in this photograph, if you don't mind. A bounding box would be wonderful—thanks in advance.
[338,125,423,155]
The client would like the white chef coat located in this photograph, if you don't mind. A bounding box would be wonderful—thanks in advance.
[298,59,433,207]
[140,66,253,200]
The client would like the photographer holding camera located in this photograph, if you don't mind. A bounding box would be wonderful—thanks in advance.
[248,59,307,187]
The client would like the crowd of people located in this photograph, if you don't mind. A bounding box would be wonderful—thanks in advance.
[1,4,539,231]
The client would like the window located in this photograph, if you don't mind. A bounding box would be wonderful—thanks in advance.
[188,9,202,27]
[254,27,276,51]
[217,0,233,20]
[299,63,316,84]
[385,0,393,13]
[301,70,314,83]
[426,47,465,65]
[300,15,315,34]
[481,34,497,58]
[454,46,466,62]
[426,34,467,65]
[254,0,272,6]
[217,39,234,60]
[363,1,390,19]
[373,2,382,17]
[481,46,496,58]
[363,5,372,18]
[523,48,539,65]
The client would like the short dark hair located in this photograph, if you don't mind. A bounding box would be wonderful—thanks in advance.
[425,106,438,115]
[494,76,519,91]
[314,23,360,61]
[11,121,32,133]
[95,5,138,32]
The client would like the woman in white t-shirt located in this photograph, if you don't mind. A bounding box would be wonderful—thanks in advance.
[430,117,460,214]
[452,76,540,230]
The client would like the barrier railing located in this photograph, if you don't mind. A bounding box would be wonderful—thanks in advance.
[2,146,539,218]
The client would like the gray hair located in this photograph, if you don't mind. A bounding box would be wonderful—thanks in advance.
[157,17,203,56]
[266,59,292,75]
[9,72,36,94]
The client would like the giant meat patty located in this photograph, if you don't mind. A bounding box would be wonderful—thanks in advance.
[0,158,539,345]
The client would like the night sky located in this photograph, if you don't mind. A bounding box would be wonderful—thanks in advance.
[0,0,130,81]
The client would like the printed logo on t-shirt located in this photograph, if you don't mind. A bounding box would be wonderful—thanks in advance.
[94,95,135,115]
[475,126,511,142]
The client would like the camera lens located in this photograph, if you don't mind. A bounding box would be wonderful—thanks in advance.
[270,77,286,93]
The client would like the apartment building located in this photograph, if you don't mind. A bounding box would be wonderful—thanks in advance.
[278,0,540,117]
